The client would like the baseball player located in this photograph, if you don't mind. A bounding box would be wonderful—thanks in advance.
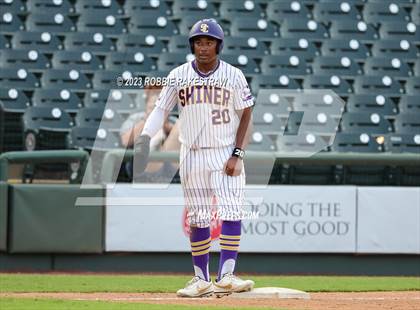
[134,19,254,297]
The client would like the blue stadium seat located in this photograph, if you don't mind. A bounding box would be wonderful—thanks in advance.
[320,39,370,61]
[75,0,123,16]
[104,52,155,75]
[167,35,190,54]
[0,12,25,33]
[303,75,352,96]
[0,68,39,89]
[223,37,269,59]
[353,75,403,95]
[331,133,382,153]
[250,75,300,95]
[363,2,411,25]
[0,0,26,15]
[384,133,420,153]
[266,0,312,25]
[363,57,412,79]
[247,132,276,151]
[313,1,361,23]
[220,54,260,75]
[11,31,62,52]
[230,17,279,40]
[270,38,318,62]
[413,58,420,76]
[220,0,264,20]
[75,107,124,132]
[260,55,308,77]
[0,33,10,48]
[172,0,219,19]
[124,0,172,17]
[253,105,288,134]
[129,14,178,38]
[116,34,165,55]
[22,106,74,150]
[346,94,398,117]
[68,127,121,150]
[0,49,50,72]
[77,12,126,35]
[0,87,30,112]
[399,95,420,114]
[64,32,115,54]
[280,19,329,41]
[157,53,190,71]
[379,21,419,43]
[26,13,76,34]
[312,56,362,78]
[27,0,75,15]
[84,89,142,114]
[32,88,82,114]
[41,69,91,91]
[394,113,420,134]
[52,51,102,73]
[371,39,418,62]
[411,3,420,24]
[92,70,129,90]
[330,20,378,42]
[405,77,420,95]
[340,112,393,134]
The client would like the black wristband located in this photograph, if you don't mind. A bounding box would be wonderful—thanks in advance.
[232,147,245,159]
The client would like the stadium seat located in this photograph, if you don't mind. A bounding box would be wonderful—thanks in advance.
[220,54,260,75]
[27,0,75,15]
[167,35,190,54]
[129,14,178,38]
[303,75,352,96]
[270,38,318,62]
[399,95,420,114]
[313,1,361,23]
[411,3,420,24]
[0,88,30,112]
[312,56,362,78]
[64,32,115,54]
[0,68,39,89]
[292,92,345,118]
[0,33,10,48]
[394,113,420,134]
[32,88,82,114]
[414,59,420,76]
[75,0,123,15]
[41,69,91,91]
[172,0,219,19]
[124,0,171,16]
[75,107,124,132]
[346,94,398,117]
[247,132,276,152]
[230,17,279,40]
[252,104,289,134]
[276,132,330,153]
[104,52,155,74]
[51,51,102,73]
[353,75,403,95]
[340,112,393,134]
[223,37,269,59]
[250,75,300,95]
[363,2,411,25]
[331,133,382,152]
[266,1,312,25]
[77,12,126,35]
[157,53,191,71]
[92,70,132,90]
[116,34,165,55]
[280,19,328,42]
[379,21,419,43]
[0,0,26,15]
[320,39,370,61]
[0,11,24,33]
[384,133,420,153]
[330,20,378,42]
[11,31,62,52]
[260,55,308,77]
[67,127,121,151]
[26,13,76,34]
[220,0,264,20]
[371,39,418,62]
[84,89,142,114]
[405,77,420,95]
[0,49,50,72]
[363,57,412,79]
[22,106,74,150]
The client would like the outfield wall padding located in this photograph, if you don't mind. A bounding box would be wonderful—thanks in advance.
[9,184,104,253]
[0,182,8,251]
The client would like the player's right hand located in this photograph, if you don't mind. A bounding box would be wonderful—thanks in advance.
[133,134,151,181]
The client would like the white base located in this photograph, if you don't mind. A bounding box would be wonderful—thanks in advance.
[231,287,310,299]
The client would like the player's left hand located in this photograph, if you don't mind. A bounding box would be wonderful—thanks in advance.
[224,156,243,176]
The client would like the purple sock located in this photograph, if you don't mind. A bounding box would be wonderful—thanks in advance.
[218,220,241,281]
[190,226,211,282]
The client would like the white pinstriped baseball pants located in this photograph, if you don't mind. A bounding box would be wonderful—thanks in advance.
[180,144,245,228]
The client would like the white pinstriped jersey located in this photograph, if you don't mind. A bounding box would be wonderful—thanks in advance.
[155,60,254,148]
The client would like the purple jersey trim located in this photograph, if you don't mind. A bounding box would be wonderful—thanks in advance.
[191,59,221,78]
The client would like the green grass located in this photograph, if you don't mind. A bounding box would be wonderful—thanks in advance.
[0,298,282,310]
[0,273,419,293]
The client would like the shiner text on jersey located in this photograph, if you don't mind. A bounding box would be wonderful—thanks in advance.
[179,85,231,107]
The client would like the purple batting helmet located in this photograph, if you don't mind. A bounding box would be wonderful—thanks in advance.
[188,19,224,54]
